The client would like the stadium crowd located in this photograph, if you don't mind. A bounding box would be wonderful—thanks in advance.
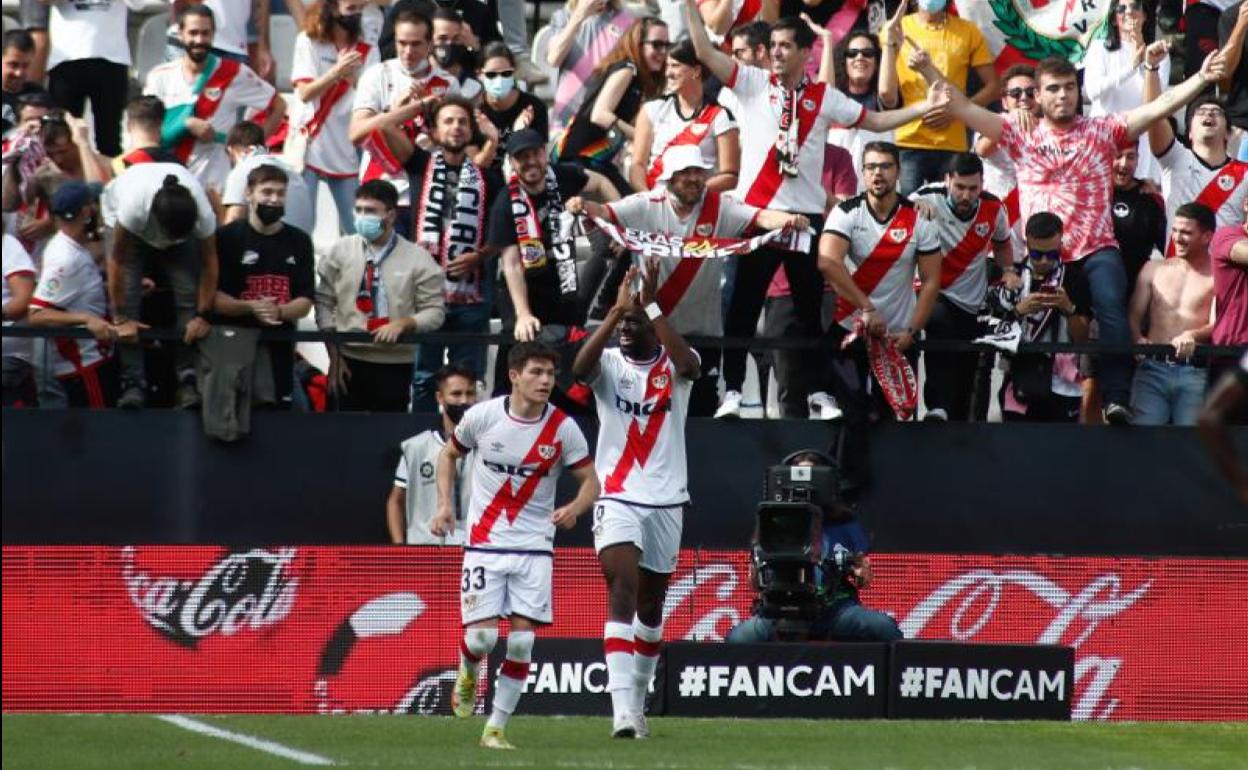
[1,0,1246,427]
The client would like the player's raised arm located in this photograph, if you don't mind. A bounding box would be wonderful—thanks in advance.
[552,462,600,530]
[572,265,639,382]
[639,256,702,381]
[432,438,466,537]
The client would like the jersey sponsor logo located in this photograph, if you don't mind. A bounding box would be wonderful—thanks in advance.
[481,460,545,478]
[614,394,673,417]
[242,250,260,265]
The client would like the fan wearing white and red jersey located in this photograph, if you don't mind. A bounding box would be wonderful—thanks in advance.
[682,4,938,418]
[911,152,1014,421]
[432,342,599,751]
[570,257,702,739]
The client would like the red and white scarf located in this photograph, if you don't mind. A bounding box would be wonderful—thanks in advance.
[510,167,580,300]
[415,150,487,304]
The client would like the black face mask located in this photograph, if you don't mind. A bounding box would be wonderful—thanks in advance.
[336,13,362,35]
[255,203,285,226]
[443,402,469,424]
[434,43,467,68]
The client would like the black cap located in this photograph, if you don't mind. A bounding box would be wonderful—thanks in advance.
[505,129,546,157]
[50,180,103,219]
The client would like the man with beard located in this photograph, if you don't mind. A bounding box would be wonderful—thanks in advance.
[144,5,284,192]
[567,145,808,416]
[351,8,461,237]
[683,0,943,419]
[1141,47,1248,242]
[378,94,502,412]
[486,129,618,408]
[940,50,1229,425]
[1128,202,1216,426]
[912,153,1015,421]
[1111,145,1167,297]
[387,363,477,545]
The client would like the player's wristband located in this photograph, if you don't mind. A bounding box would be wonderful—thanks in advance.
[644,302,663,321]
[1143,62,1161,72]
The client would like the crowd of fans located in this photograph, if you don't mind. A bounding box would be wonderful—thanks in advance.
[1,0,1246,428]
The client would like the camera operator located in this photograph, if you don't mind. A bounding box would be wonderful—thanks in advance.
[725,451,902,644]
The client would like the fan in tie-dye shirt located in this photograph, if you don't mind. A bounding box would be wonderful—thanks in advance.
[998,112,1132,263]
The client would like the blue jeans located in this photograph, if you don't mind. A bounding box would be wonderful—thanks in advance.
[898,148,956,196]
[1130,358,1209,426]
[410,301,490,413]
[725,599,903,643]
[1081,248,1132,406]
[302,169,358,236]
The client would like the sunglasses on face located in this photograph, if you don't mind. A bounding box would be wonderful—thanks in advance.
[644,40,671,51]
[845,47,879,60]
[1005,86,1037,100]
[1027,248,1061,262]
[481,70,515,79]
[1115,2,1144,13]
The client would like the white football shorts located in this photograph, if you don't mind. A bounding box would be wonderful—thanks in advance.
[591,499,684,574]
[459,549,554,626]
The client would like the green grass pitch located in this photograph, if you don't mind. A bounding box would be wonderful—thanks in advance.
[3,715,1246,770]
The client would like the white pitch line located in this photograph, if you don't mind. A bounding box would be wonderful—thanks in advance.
[156,715,336,766]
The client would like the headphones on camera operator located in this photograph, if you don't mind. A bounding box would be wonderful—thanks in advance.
[750,449,870,621]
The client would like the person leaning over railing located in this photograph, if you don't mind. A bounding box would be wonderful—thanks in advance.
[315,179,445,413]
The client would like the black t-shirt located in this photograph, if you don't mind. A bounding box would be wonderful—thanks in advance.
[481,91,550,172]
[215,219,316,327]
[559,61,641,164]
[1112,183,1167,295]
[486,163,589,326]
[379,0,500,61]
[1,83,46,134]
[1218,3,1248,130]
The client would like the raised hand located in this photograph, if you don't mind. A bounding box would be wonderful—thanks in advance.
[1198,48,1227,83]
[639,256,661,307]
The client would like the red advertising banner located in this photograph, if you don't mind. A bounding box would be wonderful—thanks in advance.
[2,547,1245,720]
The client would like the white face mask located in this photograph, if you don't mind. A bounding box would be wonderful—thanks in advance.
[482,74,515,100]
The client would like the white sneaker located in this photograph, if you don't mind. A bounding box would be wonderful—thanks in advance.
[923,408,948,422]
[807,391,843,421]
[634,712,649,739]
[611,712,638,739]
[715,390,743,419]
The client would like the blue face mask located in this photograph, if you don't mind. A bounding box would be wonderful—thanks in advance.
[917,0,947,11]
[355,213,386,241]
[482,74,515,101]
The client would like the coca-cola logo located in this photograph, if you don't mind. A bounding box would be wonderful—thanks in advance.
[898,569,1152,720]
[122,546,300,648]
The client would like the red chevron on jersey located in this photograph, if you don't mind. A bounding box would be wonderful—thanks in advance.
[743,82,827,209]
[941,198,1002,288]
[834,205,919,321]
[646,105,722,188]
[603,354,674,495]
[1003,186,1020,226]
[1166,160,1248,256]
[654,192,722,314]
[469,409,568,546]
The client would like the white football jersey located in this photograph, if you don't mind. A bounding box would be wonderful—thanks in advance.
[823,194,941,331]
[291,35,380,176]
[641,97,736,189]
[978,136,1024,261]
[589,347,695,508]
[726,63,865,213]
[394,429,471,546]
[1156,140,1248,235]
[30,233,110,377]
[911,185,1011,314]
[452,397,591,552]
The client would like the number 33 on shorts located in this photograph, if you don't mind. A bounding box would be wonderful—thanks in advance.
[461,566,486,592]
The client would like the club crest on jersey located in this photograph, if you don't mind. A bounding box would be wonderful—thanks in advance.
[801,98,816,112]
[650,373,670,390]
[690,123,709,136]
[974,223,989,237]
[537,444,557,461]
[888,227,910,243]
[695,222,714,237]
[1218,174,1235,191]
[205,87,222,102]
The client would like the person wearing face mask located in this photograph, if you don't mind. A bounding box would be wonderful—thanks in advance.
[315,179,446,412]
[29,181,146,408]
[429,8,483,100]
[911,152,1016,422]
[477,43,549,173]
[292,0,382,236]
[883,0,998,196]
[222,121,315,233]
[212,164,315,408]
[145,6,285,194]
[351,9,461,238]
[386,363,478,545]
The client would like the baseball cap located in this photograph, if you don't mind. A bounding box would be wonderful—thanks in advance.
[505,129,546,157]
[50,180,103,219]
[659,145,712,182]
